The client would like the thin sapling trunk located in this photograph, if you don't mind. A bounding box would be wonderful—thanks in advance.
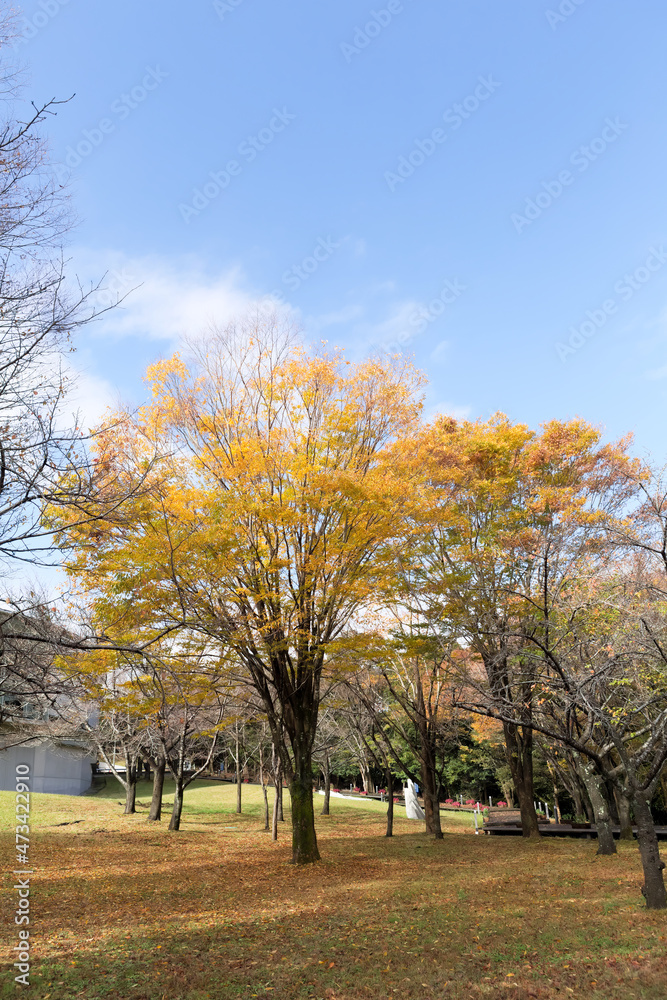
[385,766,394,838]
[148,755,166,821]
[321,751,331,816]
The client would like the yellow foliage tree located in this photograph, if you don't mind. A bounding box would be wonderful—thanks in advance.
[54,314,425,863]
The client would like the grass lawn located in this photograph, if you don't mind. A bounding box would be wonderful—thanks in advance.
[1,779,666,999]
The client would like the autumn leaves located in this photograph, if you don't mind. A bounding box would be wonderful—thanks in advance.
[50,314,667,907]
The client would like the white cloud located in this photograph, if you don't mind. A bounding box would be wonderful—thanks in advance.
[70,248,256,346]
[430,340,449,362]
[353,300,422,354]
[63,364,118,432]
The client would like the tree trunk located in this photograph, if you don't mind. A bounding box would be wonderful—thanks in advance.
[545,762,561,823]
[148,755,166,822]
[420,755,443,839]
[260,743,269,831]
[582,790,595,825]
[570,782,584,821]
[605,774,620,826]
[124,754,137,815]
[169,778,184,832]
[633,792,666,909]
[578,759,616,855]
[271,742,284,826]
[289,746,320,864]
[552,785,562,824]
[235,725,242,814]
[385,767,394,838]
[360,759,372,795]
[124,779,137,815]
[499,776,515,809]
[262,782,269,830]
[615,789,633,840]
[412,669,443,841]
[321,752,331,816]
[272,773,280,842]
[503,721,539,838]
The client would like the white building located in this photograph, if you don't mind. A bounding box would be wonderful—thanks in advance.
[0,734,95,795]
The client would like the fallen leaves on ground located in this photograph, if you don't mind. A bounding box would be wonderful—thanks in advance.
[1,782,665,1000]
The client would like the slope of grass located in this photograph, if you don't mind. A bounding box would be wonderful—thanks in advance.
[1,781,665,1000]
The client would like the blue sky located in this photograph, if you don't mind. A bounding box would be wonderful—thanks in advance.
[12,0,667,459]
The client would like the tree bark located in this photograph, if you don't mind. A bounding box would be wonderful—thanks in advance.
[420,755,443,839]
[385,767,394,838]
[271,752,282,841]
[271,742,284,826]
[503,721,539,838]
[148,755,166,822]
[260,743,269,831]
[321,752,331,816]
[582,789,595,825]
[570,782,584,821]
[578,759,616,855]
[235,723,242,814]
[499,776,515,809]
[289,745,320,864]
[169,778,184,831]
[615,789,633,841]
[124,754,137,815]
[360,758,372,795]
[552,785,562,824]
[272,784,279,840]
[262,781,269,830]
[633,792,666,909]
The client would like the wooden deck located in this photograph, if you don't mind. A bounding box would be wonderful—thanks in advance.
[484,820,667,839]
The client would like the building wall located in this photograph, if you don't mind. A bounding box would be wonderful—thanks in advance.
[0,743,95,795]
